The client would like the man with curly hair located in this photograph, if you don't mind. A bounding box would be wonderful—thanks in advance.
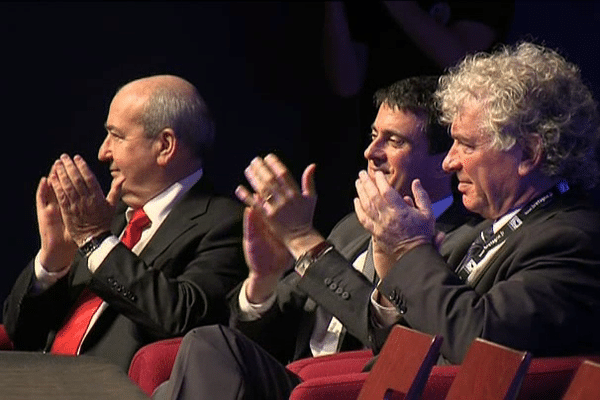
[356,41,600,364]
[154,43,600,399]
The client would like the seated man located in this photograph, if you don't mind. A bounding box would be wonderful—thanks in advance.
[355,41,600,363]
[154,76,473,399]
[3,75,247,371]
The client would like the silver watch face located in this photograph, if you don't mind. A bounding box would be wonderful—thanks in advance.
[295,256,312,276]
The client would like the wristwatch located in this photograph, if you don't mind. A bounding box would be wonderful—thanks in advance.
[78,231,112,258]
[294,240,334,277]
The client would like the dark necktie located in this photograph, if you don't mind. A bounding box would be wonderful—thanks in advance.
[50,208,151,355]
[456,225,494,281]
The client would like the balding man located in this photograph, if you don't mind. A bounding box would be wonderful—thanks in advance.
[3,75,246,371]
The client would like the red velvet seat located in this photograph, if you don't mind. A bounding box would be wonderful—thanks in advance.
[0,324,14,350]
[289,355,600,400]
[292,338,531,400]
[287,349,374,380]
[127,331,600,400]
[128,336,183,397]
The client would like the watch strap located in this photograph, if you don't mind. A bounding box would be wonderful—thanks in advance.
[294,240,334,276]
[78,231,112,258]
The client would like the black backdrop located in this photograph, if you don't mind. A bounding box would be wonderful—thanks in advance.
[2,1,600,318]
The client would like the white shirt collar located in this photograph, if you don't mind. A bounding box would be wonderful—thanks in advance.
[126,168,203,225]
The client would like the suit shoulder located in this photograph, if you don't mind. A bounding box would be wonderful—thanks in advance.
[329,213,362,235]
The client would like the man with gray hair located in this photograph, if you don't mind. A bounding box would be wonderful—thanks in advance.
[3,75,246,371]
[356,42,600,364]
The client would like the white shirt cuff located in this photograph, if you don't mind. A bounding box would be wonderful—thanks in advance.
[87,235,120,273]
[33,252,71,293]
[237,279,277,321]
[370,288,402,327]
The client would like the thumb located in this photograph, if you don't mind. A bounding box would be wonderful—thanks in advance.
[412,179,432,215]
[106,175,125,207]
[433,231,446,251]
[301,163,317,198]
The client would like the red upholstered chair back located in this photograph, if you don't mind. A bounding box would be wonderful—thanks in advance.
[0,325,14,350]
[561,360,600,400]
[128,337,183,397]
[357,324,443,400]
[445,338,531,400]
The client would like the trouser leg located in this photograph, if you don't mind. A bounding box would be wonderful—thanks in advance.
[154,325,301,400]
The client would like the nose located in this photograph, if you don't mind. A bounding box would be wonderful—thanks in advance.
[442,142,460,172]
[98,134,111,162]
[364,135,385,162]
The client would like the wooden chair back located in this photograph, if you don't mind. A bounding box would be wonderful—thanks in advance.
[561,360,600,400]
[357,324,443,400]
[445,338,531,400]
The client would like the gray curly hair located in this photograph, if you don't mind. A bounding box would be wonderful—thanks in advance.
[436,42,600,189]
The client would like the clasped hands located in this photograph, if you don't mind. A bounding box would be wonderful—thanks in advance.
[37,154,122,272]
[235,154,323,302]
[354,170,438,278]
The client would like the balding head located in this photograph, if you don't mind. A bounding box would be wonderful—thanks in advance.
[117,75,215,162]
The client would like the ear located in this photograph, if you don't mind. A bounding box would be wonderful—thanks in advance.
[518,134,543,176]
[154,128,177,167]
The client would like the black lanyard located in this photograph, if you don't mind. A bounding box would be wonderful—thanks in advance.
[461,181,569,270]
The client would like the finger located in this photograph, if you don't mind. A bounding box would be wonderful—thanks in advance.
[73,155,104,196]
[301,163,317,198]
[433,231,446,250]
[355,178,380,224]
[358,170,382,201]
[235,185,257,208]
[355,171,379,219]
[243,207,254,239]
[243,206,272,245]
[411,179,433,217]
[36,177,53,210]
[49,164,71,209]
[265,153,302,191]
[244,157,279,201]
[374,170,404,207]
[106,174,125,207]
[354,176,372,216]
[403,196,415,208]
[59,154,91,197]
[353,197,374,234]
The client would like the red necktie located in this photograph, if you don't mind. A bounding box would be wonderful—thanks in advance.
[50,208,151,355]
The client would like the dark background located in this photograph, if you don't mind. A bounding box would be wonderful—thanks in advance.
[2,1,600,318]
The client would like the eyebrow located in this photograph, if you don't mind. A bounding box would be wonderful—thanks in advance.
[104,122,119,133]
[371,123,412,140]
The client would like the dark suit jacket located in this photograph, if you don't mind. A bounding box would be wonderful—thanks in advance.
[374,189,600,364]
[3,180,247,371]
[230,201,470,365]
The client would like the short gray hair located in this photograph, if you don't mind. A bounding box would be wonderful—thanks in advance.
[436,42,600,189]
[139,86,215,160]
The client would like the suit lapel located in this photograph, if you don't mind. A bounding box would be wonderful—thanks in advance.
[138,182,210,264]
[109,180,211,266]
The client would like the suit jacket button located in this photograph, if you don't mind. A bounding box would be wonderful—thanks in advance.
[335,287,343,295]
[324,278,332,286]
[329,282,338,291]
[341,292,350,300]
